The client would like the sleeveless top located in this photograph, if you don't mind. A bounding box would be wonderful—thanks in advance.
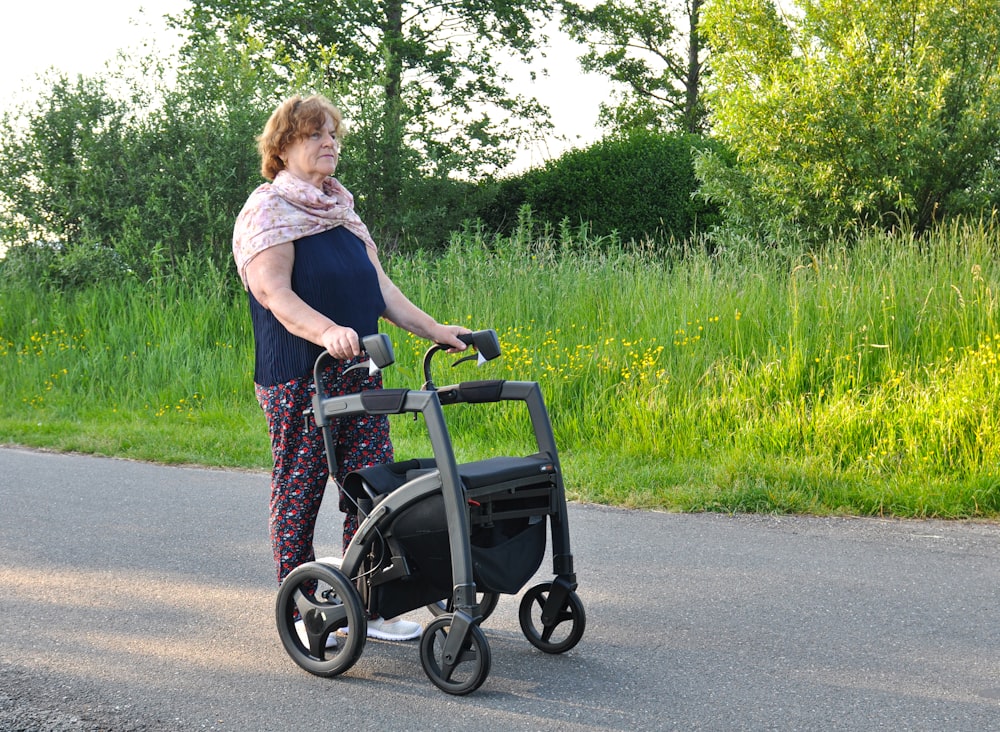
[249,227,386,386]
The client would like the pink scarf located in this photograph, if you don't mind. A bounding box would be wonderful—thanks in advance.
[232,170,377,288]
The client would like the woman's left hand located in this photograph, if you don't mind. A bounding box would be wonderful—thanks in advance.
[431,324,472,353]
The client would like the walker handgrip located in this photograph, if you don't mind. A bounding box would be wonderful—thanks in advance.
[314,333,395,388]
[362,333,395,370]
[457,329,501,361]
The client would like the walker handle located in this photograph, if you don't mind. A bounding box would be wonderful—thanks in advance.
[456,329,501,360]
[362,333,396,370]
[313,333,396,390]
[422,329,501,389]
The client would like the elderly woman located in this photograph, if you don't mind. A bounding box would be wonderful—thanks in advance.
[232,94,468,642]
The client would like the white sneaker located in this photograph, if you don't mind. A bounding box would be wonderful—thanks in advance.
[295,619,338,649]
[368,616,422,641]
[340,616,422,641]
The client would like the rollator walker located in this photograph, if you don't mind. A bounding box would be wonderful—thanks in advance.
[275,329,585,695]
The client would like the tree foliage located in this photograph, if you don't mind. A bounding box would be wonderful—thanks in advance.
[176,0,555,246]
[0,30,292,284]
[697,0,1000,240]
[560,0,708,134]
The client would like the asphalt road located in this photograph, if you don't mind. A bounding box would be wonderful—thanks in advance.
[2,445,1000,731]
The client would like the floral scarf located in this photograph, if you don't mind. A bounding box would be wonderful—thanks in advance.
[232,170,377,289]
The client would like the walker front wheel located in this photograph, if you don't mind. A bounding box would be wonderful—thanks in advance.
[419,615,492,695]
[518,581,586,654]
[275,561,366,677]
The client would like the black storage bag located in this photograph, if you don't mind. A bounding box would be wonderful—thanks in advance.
[342,460,547,619]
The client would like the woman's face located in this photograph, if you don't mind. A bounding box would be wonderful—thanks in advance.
[281,114,340,188]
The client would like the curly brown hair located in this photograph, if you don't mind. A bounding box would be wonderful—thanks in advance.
[257,95,343,180]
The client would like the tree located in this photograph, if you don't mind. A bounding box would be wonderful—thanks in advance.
[0,28,292,283]
[697,0,1000,240]
[560,0,708,134]
[0,73,127,250]
[176,0,556,246]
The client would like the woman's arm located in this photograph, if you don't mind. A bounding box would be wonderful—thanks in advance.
[244,243,363,358]
[367,248,469,350]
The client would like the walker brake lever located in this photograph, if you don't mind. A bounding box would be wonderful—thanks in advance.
[344,359,380,376]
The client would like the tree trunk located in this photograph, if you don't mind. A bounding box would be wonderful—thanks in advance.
[368,0,406,244]
[684,0,704,134]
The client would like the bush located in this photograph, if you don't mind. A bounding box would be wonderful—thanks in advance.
[0,40,288,284]
[378,175,483,254]
[0,241,133,291]
[476,130,725,245]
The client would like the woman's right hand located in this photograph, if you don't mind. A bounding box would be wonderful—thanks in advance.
[321,324,361,359]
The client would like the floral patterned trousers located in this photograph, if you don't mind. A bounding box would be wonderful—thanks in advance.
[255,358,392,584]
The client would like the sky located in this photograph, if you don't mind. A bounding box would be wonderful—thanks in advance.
[0,0,613,173]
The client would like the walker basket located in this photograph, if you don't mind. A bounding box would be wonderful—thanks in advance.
[342,454,556,618]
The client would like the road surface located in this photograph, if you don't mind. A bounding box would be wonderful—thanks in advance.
[2,446,999,730]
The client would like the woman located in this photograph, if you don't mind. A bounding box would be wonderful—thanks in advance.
[232,95,469,642]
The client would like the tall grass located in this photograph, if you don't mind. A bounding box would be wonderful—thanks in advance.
[0,258,263,465]
[3,216,1000,518]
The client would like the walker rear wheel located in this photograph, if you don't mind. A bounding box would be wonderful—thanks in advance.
[518,581,586,654]
[419,615,492,695]
[426,591,500,623]
[275,561,366,677]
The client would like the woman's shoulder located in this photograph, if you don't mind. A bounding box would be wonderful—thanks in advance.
[244,181,276,205]
[237,182,287,219]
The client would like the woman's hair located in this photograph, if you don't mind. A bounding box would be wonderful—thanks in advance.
[257,95,343,180]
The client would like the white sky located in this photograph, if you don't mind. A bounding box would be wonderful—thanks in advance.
[0,0,612,173]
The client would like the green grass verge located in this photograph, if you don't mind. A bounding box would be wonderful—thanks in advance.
[3,217,1000,519]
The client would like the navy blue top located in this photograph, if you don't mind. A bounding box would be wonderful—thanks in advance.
[249,227,386,386]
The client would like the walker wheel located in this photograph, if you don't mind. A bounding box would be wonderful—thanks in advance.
[275,561,366,677]
[426,591,500,623]
[419,615,492,695]
[518,581,586,654]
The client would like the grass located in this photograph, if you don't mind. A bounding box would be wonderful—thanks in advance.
[3,216,1000,519]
